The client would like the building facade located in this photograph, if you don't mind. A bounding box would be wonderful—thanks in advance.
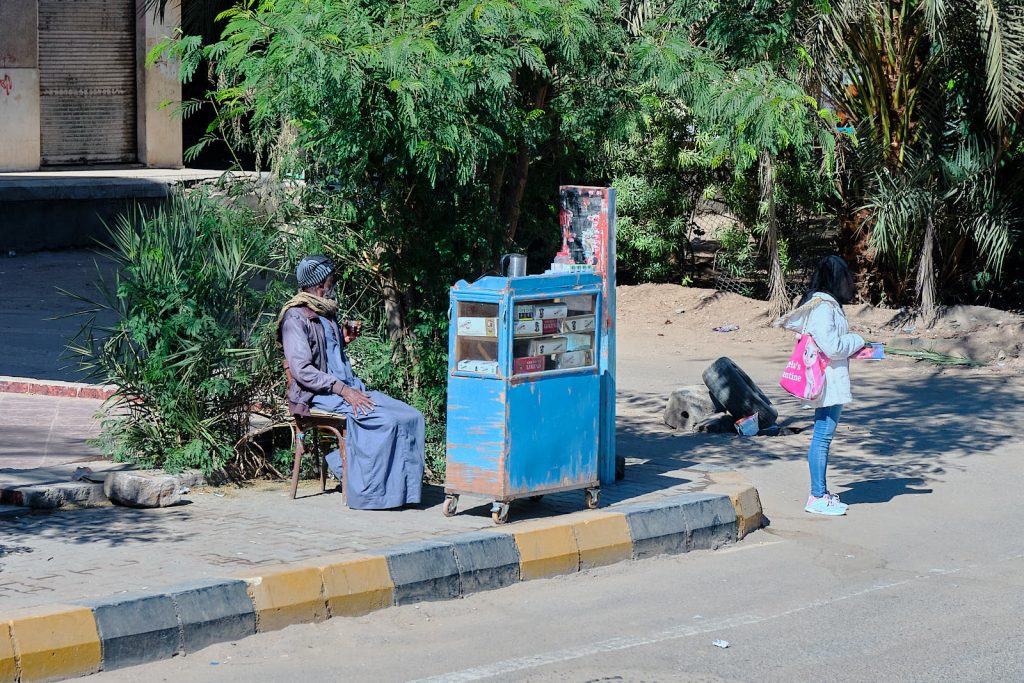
[0,0,182,171]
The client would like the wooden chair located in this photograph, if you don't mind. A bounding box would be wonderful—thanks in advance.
[284,362,347,501]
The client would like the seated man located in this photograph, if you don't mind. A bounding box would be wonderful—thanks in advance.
[278,255,424,509]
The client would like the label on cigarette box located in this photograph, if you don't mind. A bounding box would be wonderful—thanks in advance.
[560,315,596,333]
[527,336,567,356]
[514,319,543,336]
[514,305,535,320]
[533,303,568,320]
[457,359,499,374]
[556,350,593,369]
[513,355,545,373]
[457,317,498,337]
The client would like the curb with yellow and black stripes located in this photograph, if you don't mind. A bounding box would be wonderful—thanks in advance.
[0,472,762,682]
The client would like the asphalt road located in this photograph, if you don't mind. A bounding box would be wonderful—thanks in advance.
[94,424,1024,683]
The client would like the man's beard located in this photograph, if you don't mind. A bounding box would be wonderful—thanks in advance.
[324,285,337,300]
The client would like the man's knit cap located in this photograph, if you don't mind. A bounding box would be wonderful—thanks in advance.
[296,255,335,288]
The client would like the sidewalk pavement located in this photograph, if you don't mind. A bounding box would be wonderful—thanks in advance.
[0,393,102,470]
[0,405,762,681]
[0,455,756,614]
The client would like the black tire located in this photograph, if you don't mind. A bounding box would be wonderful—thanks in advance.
[702,357,778,428]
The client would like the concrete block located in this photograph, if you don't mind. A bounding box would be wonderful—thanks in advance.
[382,541,460,605]
[83,593,180,670]
[6,605,101,682]
[104,471,181,508]
[512,522,580,580]
[244,566,327,632]
[167,579,256,653]
[449,532,520,594]
[318,555,394,617]
[620,492,738,557]
[619,499,690,559]
[682,492,739,550]
[0,622,14,683]
[707,481,764,539]
[571,513,633,570]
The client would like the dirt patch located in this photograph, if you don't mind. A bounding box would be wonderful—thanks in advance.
[616,284,1024,375]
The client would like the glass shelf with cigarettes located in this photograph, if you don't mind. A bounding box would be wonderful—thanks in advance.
[454,301,500,375]
[511,294,596,375]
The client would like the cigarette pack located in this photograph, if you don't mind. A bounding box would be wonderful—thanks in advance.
[514,319,561,336]
[527,336,567,356]
[514,305,535,320]
[560,315,596,333]
[564,333,592,351]
[514,319,543,336]
[556,350,593,369]
[457,317,498,337]
[532,303,568,320]
[456,359,499,374]
[513,355,546,374]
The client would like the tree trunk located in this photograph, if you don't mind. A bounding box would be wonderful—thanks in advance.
[760,152,789,320]
[916,213,937,323]
[504,79,549,246]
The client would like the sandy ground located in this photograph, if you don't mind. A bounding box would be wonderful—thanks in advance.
[617,282,1024,376]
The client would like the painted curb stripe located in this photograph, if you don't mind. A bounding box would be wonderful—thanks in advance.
[2,475,761,680]
[5,605,101,682]
[512,522,580,580]
[243,566,327,633]
[570,512,633,570]
[317,555,394,617]
[0,622,15,683]
[706,482,765,539]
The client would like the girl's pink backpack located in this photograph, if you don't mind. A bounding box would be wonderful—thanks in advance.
[780,334,829,400]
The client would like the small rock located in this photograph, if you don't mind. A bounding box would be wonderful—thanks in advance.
[104,471,182,508]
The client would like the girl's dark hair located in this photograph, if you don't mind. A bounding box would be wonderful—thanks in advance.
[800,255,854,306]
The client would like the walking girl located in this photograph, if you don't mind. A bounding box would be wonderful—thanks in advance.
[778,256,865,516]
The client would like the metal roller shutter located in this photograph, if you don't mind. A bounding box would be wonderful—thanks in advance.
[38,0,137,165]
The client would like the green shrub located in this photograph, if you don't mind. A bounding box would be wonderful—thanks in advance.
[68,191,284,474]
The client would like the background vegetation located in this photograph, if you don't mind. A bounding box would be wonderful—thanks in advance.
[89,0,1020,475]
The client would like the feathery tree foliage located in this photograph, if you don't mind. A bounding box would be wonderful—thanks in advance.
[808,0,1024,313]
[109,0,1024,476]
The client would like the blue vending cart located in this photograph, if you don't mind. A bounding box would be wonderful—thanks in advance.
[443,272,603,524]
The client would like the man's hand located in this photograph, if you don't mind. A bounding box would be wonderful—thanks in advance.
[343,320,363,344]
[333,382,375,416]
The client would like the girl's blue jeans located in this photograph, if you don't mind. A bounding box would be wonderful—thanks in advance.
[808,404,843,498]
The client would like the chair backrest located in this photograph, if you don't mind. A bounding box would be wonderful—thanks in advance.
[283,360,293,387]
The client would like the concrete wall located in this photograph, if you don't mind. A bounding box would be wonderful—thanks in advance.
[137,1,183,168]
[0,4,41,171]
[0,1,182,171]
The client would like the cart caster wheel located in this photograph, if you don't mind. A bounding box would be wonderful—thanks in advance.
[585,487,600,509]
[528,495,544,502]
[442,494,459,517]
[491,501,511,525]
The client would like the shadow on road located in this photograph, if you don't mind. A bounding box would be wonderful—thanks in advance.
[616,371,1018,494]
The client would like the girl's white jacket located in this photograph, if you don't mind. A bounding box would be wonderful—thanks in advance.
[776,292,865,408]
